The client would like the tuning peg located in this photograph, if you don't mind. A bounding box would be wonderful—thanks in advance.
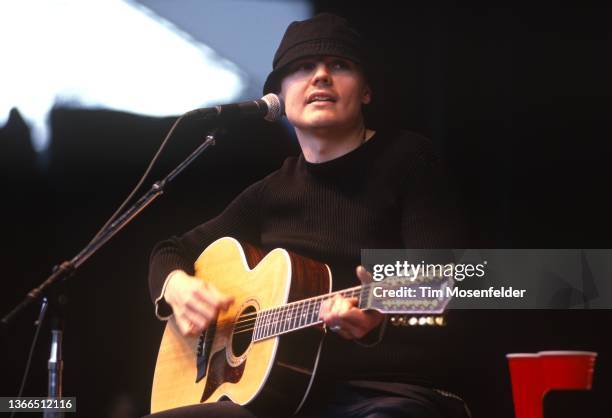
[389,315,446,327]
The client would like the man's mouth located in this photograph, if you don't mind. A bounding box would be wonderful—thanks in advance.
[307,92,337,104]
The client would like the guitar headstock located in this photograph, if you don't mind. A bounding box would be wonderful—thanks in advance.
[361,270,454,317]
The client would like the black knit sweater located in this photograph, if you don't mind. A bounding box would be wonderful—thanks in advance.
[148,128,462,386]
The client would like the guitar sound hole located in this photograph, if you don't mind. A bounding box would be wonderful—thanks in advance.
[231,305,256,358]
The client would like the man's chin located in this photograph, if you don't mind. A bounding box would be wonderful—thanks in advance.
[302,116,345,130]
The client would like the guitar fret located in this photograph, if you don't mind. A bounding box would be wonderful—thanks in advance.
[265,309,274,337]
[289,306,294,330]
[265,309,271,338]
[303,299,309,327]
[279,307,285,334]
[261,309,266,339]
[271,308,278,336]
[294,302,300,328]
[304,299,312,326]
[280,305,288,333]
[259,309,265,340]
[305,299,311,327]
[271,307,278,336]
[259,311,265,339]
[290,302,298,330]
[284,305,292,332]
[278,307,285,334]
[286,305,293,332]
[299,300,305,327]
[311,298,317,324]
[275,307,283,335]
[311,299,317,324]
[272,307,278,337]
[310,298,318,324]
[253,311,260,340]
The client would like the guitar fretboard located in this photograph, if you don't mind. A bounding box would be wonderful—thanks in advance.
[252,286,364,341]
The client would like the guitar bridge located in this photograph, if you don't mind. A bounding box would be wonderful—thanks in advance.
[196,319,216,383]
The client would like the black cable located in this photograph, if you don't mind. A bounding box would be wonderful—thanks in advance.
[87,113,190,245]
[10,298,49,418]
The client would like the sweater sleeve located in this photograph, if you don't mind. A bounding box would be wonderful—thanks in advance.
[148,179,264,316]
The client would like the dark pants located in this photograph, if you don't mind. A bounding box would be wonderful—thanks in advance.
[144,382,470,418]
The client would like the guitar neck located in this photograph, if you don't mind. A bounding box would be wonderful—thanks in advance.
[252,285,364,342]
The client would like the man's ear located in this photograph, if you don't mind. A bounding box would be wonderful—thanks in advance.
[362,84,372,105]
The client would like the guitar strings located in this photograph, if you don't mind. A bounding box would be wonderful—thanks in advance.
[214,285,365,333]
[209,291,359,338]
[231,302,329,334]
[228,280,436,337]
[231,287,363,332]
[194,279,440,352]
[222,285,362,324]
[215,278,428,333]
[211,279,422,335]
[210,276,431,330]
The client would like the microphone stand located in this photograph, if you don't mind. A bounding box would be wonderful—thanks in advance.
[43,314,64,418]
[2,128,220,406]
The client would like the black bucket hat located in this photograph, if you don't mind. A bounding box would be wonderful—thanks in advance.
[263,13,368,95]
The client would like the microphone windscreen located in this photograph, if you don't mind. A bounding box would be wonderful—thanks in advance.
[262,93,284,122]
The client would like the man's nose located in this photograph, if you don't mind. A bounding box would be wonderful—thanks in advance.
[312,63,331,85]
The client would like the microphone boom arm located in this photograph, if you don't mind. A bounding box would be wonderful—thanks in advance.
[2,128,220,326]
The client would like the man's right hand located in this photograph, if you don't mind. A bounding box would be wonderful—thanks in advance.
[163,270,234,336]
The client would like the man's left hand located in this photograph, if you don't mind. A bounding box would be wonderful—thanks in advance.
[319,265,384,340]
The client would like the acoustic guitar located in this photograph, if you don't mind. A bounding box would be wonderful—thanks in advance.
[151,237,453,415]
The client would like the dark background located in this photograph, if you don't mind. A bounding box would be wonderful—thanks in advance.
[1,2,611,417]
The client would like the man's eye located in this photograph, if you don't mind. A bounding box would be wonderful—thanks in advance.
[298,62,315,71]
[330,60,349,70]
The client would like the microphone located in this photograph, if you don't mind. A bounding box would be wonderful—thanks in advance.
[187,93,284,122]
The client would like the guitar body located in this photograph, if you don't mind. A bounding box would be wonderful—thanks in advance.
[151,237,332,415]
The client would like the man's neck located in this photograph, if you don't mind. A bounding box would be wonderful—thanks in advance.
[296,124,371,163]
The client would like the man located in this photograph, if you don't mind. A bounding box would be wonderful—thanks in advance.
[147,13,468,418]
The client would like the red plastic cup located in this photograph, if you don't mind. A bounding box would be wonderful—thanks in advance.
[506,353,544,418]
[538,351,597,391]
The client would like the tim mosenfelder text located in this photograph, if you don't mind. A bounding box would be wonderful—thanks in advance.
[372,285,526,299]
